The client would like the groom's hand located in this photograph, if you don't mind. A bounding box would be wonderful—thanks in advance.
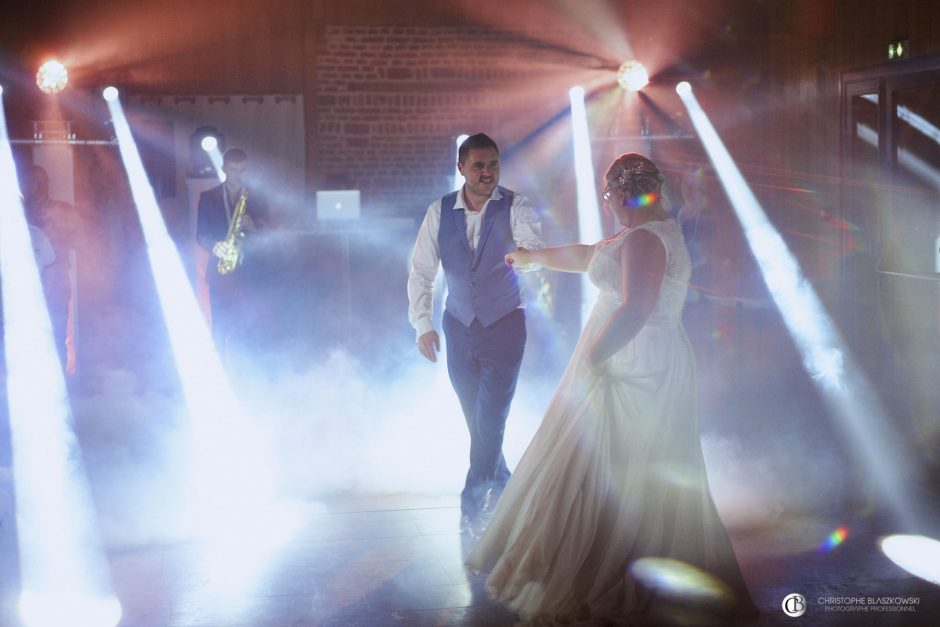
[417,330,441,363]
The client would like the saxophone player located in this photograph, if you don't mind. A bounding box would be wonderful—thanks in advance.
[196,148,269,359]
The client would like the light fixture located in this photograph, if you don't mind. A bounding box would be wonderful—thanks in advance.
[200,133,225,181]
[36,60,69,95]
[888,39,909,61]
[190,126,224,178]
[616,60,649,92]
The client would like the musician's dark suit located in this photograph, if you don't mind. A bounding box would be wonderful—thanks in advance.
[196,183,268,354]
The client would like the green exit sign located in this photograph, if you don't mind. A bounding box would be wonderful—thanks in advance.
[888,40,910,60]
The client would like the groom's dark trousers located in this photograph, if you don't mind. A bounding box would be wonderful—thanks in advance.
[443,308,526,518]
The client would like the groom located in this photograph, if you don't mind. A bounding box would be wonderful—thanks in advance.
[407,133,542,530]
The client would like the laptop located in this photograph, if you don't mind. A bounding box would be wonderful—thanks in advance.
[316,189,361,221]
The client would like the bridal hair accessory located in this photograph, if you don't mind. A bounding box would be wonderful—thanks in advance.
[616,161,652,189]
[617,159,663,199]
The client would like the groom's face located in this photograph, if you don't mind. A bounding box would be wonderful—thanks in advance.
[458,147,500,199]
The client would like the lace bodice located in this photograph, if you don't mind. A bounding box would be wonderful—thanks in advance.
[587,218,691,325]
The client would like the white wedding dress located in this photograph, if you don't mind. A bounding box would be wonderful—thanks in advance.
[467,219,756,623]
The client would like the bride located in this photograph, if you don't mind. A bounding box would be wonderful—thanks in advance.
[466,153,759,624]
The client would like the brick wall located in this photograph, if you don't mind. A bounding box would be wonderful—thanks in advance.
[314,25,571,218]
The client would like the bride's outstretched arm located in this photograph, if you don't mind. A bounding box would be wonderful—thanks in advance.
[505,244,595,273]
[587,230,666,366]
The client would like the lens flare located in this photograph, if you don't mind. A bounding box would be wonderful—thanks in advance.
[819,526,849,552]
[627,191,659,208]
[630,557,735,607]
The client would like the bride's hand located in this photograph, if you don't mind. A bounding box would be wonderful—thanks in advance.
[504,247,531,268]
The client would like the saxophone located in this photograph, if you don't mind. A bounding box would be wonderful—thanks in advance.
[212,189,248,275]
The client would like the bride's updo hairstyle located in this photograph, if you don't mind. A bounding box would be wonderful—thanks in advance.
[605,153,665,207]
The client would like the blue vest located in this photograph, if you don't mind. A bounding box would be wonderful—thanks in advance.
[439,186,522,327]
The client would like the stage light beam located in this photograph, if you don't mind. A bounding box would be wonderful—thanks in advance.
[104,89,299,617]
[103,92,279,532]
[2,79,120,627]
[677,82,925,532]
[454,133,469,191]
[569,86,602,326]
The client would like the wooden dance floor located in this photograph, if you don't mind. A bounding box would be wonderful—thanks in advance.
[1,490,938,626]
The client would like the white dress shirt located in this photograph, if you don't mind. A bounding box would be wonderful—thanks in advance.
[407,186,543,338]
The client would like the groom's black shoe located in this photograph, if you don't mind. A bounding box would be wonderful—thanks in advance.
[480,485,503,516]
[460,513,487,539]
[459,514,476,538]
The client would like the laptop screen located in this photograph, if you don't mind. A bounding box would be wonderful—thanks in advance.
[316,190,361,221]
